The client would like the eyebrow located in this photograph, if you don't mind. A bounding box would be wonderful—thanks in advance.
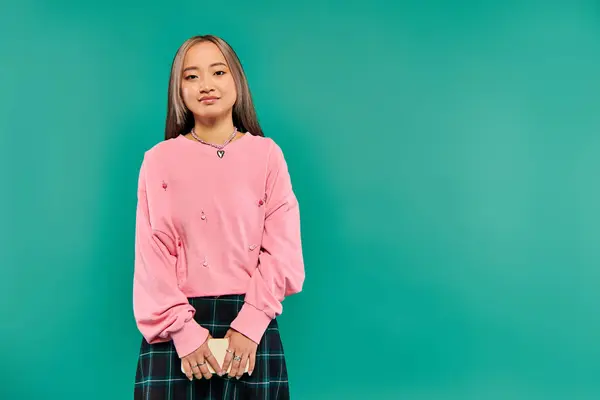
[183,62,227,72]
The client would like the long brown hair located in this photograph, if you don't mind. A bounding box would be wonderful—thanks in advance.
[164,35,264,140]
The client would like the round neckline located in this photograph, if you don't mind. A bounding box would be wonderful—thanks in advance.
[177,131,250,153]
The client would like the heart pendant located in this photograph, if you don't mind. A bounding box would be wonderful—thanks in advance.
[217,150,225,158]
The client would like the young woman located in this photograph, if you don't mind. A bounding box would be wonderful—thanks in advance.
[132,34,305,399]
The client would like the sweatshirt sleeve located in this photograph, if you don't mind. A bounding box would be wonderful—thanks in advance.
[132,154,209,358]
[230,141,305,344]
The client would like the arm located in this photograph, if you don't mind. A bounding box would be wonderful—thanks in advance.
[230,141,305,344]
[133,155,209,358]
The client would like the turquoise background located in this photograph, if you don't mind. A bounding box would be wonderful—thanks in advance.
[1,1,600,399]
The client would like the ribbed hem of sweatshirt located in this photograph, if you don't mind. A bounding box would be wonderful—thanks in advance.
[230,303,273,345]
[170,319,210,358]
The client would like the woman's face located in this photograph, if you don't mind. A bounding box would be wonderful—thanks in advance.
[180,41,237,120]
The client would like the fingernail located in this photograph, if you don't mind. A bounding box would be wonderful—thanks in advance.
[249,371,253,376]
[236,376,241,380]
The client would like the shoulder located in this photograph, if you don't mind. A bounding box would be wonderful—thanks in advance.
[243,132,277,149]
[136,136,182,178]
[248,135,292,179]
[140,136,184,165]
[144,136,181,160]
[254,135,290,168]
[240,133,287,162]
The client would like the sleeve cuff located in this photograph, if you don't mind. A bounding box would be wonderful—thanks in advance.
[170,319,210,358]
[230,303,273,345]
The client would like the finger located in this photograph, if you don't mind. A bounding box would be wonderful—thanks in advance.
[229,352,241,378]
[205,352,223,376]
[248,351,256,376]
[191,360,204,380]
[222,347,234,375]
[236,353,249,379]
[181,358,194,381]
[198,360,212,380]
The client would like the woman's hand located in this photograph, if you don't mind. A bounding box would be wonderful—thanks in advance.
[222,328,258,379]
[181,334,224,380]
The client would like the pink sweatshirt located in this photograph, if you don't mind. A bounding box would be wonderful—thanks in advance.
[132,133,305,358]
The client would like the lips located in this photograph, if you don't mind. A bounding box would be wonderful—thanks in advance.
[199,96,219,103]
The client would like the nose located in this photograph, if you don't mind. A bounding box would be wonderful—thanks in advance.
[197,75,214,93]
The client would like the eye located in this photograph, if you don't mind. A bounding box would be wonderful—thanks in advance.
[184,74,198,80]
[214,70,226,76]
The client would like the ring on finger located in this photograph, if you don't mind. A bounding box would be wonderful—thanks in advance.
[226,349,233,354]
[233,355,242,362]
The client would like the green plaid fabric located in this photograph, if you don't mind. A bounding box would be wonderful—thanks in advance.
[134,295,290,400]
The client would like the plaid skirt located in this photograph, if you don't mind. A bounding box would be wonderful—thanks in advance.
[134,295,290,400]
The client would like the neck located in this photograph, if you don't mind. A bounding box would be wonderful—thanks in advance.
[191,117,236,144]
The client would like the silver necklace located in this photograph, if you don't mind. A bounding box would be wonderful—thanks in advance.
[190,127,238,158]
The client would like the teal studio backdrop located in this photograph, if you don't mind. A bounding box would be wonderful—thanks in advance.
[1,1,599,399]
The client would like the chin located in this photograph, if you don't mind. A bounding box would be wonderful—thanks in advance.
[194,108,230,119]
